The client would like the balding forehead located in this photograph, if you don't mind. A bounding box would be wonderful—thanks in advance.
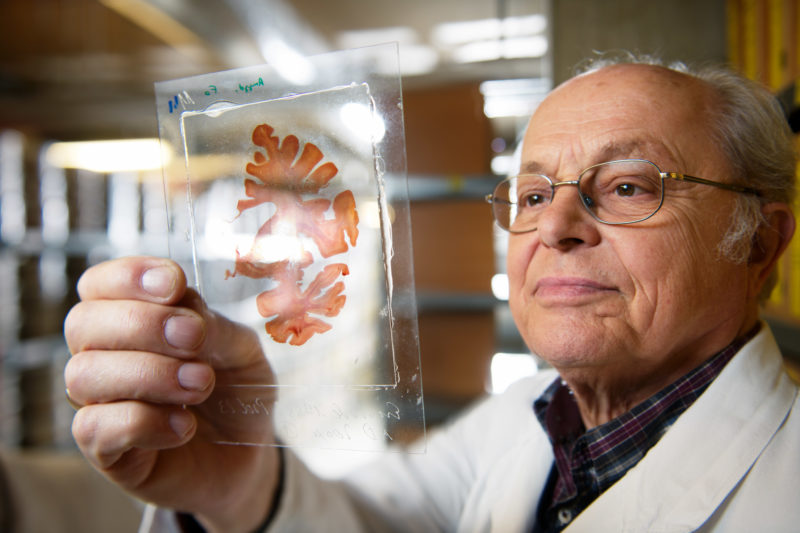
[561,64,715,115]
[572,63,697,86]
[520,139,666,175]
[520,65,724,175]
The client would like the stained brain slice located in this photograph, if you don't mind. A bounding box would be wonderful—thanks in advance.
[226,124,359,345]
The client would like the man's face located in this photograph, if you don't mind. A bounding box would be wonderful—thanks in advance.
[508,64,759,390]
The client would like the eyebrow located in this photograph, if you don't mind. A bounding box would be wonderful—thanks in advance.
[519,140,657,175]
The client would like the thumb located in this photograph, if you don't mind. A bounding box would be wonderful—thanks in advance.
[178,289,274,385]
[180,290,277,445]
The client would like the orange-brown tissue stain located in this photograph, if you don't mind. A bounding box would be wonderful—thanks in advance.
[226,124,359,345]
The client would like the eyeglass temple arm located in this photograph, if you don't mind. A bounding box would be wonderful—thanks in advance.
[485,194,514,205]
[664,172,762,197]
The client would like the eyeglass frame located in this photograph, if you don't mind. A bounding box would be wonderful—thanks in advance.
[484,158,762,233]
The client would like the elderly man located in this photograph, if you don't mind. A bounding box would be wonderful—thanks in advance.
[64,58,799,532]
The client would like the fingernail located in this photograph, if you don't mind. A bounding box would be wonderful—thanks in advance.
[142,266,175,298]
[178,363,213,391]
[164,315,204,350]
[169,411,194,438]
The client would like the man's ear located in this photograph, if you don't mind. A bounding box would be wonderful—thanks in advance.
[749,202,796,293]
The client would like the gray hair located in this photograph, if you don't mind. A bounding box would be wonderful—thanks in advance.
[577,52,797,301]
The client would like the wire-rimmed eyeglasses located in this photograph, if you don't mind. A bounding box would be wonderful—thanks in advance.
[485,159,761,233]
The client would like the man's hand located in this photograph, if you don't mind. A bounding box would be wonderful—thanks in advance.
[64,256,280,533]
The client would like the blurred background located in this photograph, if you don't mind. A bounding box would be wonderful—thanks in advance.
[0,0,798,529]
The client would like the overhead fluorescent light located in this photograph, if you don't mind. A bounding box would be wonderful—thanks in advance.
[261,37,316,85]
[480,78,551,118]
[44,139,170,173]
[433,18,502,45]
[432,15,547,46]
[452,40,503,63]
[452,35,548,63]
[336,26,419,49]
[502,15,548,39]
[397,44,439,76]
[335,28,438,77]
[483,97,540,118]
[501,36,549,59]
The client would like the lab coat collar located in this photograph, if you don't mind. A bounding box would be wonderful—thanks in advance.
[565,325,796,532]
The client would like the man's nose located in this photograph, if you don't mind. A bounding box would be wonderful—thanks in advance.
[536,184,600,249]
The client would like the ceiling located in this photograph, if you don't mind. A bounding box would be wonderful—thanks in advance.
[0,0,548,142]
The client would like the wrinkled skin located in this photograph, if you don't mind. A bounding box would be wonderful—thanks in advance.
[62,64,795,531]
[507,64,795,427]
[64,257,279,532]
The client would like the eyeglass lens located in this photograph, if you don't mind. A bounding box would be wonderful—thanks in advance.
[492,160,664,232]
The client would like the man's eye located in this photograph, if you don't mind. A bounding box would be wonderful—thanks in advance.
[605,176,658,198]
[614,183,638,197]
[520,192,547,206]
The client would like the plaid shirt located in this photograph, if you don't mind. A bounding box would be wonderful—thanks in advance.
[531,326,758,532]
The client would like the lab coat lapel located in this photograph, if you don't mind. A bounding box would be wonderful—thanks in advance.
[565,327,795,532]
[484,430,553,533]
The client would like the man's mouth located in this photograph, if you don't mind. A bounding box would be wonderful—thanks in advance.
[533,276,617,301]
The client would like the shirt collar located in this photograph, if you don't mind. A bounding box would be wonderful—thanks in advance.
[533,323,759,503]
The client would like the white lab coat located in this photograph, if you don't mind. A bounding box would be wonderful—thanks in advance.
[142,325,800,532]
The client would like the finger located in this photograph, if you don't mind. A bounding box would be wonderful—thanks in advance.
[77,256,187,305]
[72,401,196,471]
[64,299,206,358]
[65,350,215,406]
[203,310,274,385]
[65,388,81,411]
